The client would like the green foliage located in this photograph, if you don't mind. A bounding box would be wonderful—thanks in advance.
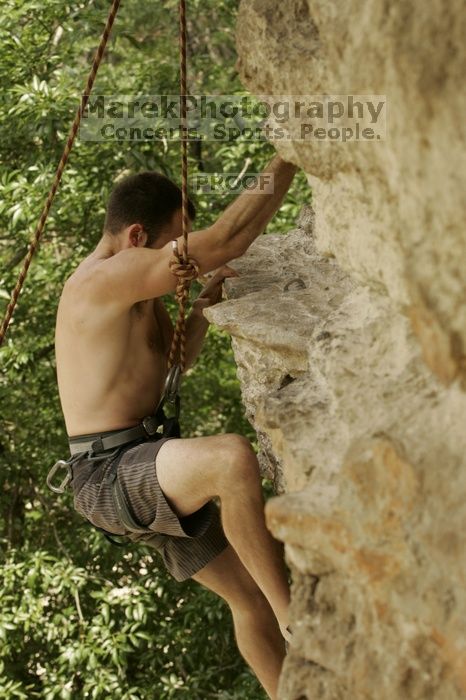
[0,0,306,696]
[0,548,266,699]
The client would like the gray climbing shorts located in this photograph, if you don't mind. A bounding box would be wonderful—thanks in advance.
[69,435,229,582]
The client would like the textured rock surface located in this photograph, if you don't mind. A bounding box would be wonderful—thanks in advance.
[204,1,466,697]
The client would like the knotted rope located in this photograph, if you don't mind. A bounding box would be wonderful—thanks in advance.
[0,0,121,348]
[167,0,199,373]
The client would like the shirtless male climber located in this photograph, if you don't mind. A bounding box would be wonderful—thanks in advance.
[54,153,298,700]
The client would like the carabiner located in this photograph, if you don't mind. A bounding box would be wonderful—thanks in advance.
[46,460,72,494]
[164,364,182,404]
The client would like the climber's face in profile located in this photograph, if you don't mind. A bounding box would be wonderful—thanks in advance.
[121,210,194,252]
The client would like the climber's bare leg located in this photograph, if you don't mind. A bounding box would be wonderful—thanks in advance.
[218,455,291,634]
[155,433,291,633]
[191,544,287,700]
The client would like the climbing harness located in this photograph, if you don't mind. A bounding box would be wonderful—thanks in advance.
[49,409,177,548]
[25,0,201,544]
[46,363,184,547]
[47,384,180,495]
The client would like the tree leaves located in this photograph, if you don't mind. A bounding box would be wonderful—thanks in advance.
[0,0,307,696]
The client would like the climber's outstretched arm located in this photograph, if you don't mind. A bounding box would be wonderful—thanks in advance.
[85,155,297,310]
[208,154,298,257]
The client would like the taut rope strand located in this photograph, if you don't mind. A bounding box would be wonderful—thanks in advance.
[167,0,199,373]
[0,0,121,348]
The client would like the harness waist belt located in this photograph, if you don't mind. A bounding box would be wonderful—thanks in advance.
[68,415,161,456]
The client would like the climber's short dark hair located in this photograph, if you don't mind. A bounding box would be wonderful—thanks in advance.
[104,171,196,245]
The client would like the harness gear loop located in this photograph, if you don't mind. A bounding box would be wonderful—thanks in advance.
[0,0,122,348]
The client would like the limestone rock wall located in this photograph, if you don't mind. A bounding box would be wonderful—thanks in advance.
[204,1,466,698]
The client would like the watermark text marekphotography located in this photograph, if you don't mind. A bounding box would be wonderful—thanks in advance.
[79,94,387,142]
[190,172,274,195]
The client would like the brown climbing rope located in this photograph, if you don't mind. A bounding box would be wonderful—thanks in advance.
[0,0,121,348]
[167,0,199,374]
[1,0,198,381]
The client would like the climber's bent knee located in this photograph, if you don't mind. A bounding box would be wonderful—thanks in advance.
[219,434,260,488]
[154,433,255,519]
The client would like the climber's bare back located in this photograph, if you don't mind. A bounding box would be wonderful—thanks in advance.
[55,157,298,439]
[55,211,238,438]
[55,252,174,438]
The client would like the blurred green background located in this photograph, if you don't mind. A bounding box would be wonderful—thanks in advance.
[0,1,308,697]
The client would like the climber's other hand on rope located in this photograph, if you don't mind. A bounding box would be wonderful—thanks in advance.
[193,265,239,312]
